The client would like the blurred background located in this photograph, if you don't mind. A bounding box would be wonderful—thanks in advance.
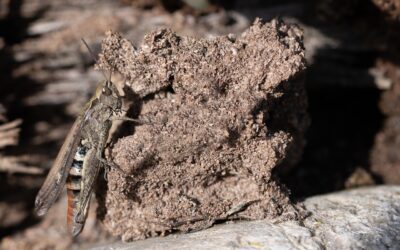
[0,0,399,248]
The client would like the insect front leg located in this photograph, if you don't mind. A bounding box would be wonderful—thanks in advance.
[111,116,142,123]
[111,114,155,126]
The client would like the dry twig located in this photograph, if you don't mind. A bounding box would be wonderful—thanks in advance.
[0,156,43,174]
[0,119,22,148]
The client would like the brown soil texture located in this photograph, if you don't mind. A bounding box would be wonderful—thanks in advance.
[96,19,308,241]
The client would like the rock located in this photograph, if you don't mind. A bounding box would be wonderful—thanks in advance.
[305,185,400,249]
[91,185,400,249]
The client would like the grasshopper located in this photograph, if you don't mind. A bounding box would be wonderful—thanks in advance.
[35,40,136,236]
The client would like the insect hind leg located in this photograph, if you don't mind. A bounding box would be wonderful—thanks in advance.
[89,123,131,177]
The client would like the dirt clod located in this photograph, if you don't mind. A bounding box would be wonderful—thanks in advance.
[97,18,309,241]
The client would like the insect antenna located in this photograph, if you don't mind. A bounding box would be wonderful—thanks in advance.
[81,38,110,83]
[81,38,122,100]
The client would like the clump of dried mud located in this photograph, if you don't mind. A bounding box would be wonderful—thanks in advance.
[97,18,309,241]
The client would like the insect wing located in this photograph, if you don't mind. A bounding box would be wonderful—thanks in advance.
[35,116,84,216]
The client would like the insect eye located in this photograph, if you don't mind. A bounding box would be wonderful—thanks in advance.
[102,87,111,95]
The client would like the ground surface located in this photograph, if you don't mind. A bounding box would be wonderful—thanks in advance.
[0,0,400,248]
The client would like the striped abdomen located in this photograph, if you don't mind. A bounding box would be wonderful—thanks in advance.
[66,144,86,236]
